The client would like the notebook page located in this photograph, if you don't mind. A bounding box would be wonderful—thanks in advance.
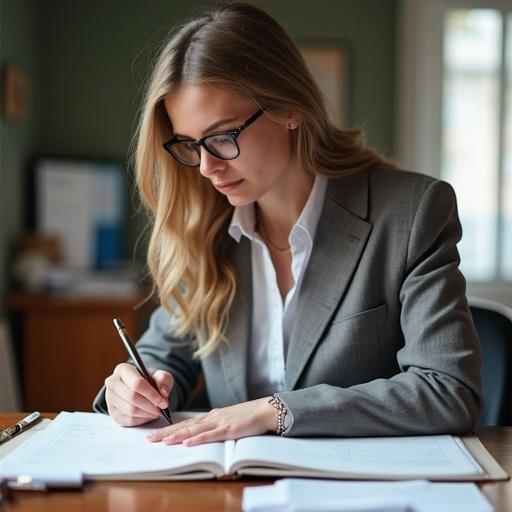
[231,435,484,478]
[0,412,226,480]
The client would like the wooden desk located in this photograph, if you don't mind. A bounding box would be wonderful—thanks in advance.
[1,413,510,511]
[8,293,153,412]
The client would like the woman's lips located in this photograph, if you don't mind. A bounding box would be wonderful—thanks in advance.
[214,179,243,192]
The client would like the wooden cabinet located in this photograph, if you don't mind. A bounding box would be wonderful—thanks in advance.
[8,293,154,412]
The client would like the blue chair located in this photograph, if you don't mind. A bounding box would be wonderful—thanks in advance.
[469,297,512,426]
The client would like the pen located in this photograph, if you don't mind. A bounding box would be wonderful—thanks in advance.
[112,318,173,425]
[0,412,41,445]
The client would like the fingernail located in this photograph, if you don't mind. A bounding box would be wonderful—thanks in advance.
[146,431,156,440]
[159,386,169,396]
[159,400,168,408]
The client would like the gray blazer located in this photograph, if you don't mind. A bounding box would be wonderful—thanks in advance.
[94,168,483,436]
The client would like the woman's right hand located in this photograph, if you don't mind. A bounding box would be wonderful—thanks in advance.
[104,363,174,427]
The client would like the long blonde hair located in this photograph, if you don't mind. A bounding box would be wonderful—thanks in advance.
[134,2,394,358]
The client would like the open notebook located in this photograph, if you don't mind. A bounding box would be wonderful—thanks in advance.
[0,412,507,482]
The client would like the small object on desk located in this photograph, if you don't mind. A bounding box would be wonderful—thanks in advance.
[0,412,41,445]
[113,318,173,425]
[2,475,47,492]
[0,469,83,492]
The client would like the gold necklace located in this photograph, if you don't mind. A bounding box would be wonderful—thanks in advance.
[256,210,291,253]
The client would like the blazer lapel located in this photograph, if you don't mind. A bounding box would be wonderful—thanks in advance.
[285,171,373,390]
[219,236,251,403]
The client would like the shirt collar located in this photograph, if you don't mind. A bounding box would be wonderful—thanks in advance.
[228,175,327,245]
[228,200,256,243]
[292,175,327,245]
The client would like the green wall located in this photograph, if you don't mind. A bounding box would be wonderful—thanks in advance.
[36,0,396,156]
[0,0,397,312]
[0,0,39,314]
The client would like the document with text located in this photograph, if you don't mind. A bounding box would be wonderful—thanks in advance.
[0,412,507,482]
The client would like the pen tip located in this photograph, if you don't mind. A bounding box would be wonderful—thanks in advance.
[113,318,124,329]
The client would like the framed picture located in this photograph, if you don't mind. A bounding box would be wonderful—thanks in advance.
[2,64,30,122]
[33,157,126,270]
[300,45,348,127]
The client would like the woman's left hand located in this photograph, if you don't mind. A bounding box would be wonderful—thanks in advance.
[146,397,278,446]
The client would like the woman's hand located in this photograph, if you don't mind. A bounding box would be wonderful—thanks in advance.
[146,397,278,446]
[105,363,174,427]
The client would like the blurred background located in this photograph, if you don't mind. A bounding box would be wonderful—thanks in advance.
[0,0,510,413]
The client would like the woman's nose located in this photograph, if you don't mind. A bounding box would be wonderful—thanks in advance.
[199,147,225,177]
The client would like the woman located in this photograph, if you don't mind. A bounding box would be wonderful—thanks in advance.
[94,3,482,446]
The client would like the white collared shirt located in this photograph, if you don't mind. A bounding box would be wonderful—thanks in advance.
[228,176,327,398]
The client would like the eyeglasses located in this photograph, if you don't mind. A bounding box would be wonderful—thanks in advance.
[163,109,264,167]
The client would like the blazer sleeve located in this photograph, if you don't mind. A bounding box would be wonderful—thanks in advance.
[92,306,199,414]
[276,180,483,436]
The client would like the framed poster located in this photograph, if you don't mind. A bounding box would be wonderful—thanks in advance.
[34,157,126,270]
[2,64,30,122]
[300,45,348,128]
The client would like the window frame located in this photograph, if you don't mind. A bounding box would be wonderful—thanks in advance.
[396,0,512,306]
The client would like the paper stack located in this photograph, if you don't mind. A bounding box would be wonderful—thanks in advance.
[242,478,493,512]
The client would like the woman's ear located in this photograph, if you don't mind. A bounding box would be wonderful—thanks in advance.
[287,117,301,130]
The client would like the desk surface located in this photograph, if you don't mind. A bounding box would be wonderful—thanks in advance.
[1,413,510,512]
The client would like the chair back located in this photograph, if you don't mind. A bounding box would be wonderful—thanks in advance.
[469,297,512,426]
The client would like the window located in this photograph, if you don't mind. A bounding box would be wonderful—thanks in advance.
[397,0,512,305]
[504,13,512,279]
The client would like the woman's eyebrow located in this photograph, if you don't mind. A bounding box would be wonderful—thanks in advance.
[203,117,239,134]
[174,116,240,139]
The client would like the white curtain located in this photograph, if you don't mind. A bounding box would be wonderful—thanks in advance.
[0,319,21,411]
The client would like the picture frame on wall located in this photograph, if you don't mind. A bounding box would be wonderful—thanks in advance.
[1,64,30,123]
[300,44,348,128]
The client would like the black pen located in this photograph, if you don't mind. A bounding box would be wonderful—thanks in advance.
[0,412,41,445]
[112,318,173,425]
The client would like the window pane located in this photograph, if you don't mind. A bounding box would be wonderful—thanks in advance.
[503,14,512,280]
[442,9,502,281]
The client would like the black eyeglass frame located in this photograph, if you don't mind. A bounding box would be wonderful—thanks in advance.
[163,109,264,167]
